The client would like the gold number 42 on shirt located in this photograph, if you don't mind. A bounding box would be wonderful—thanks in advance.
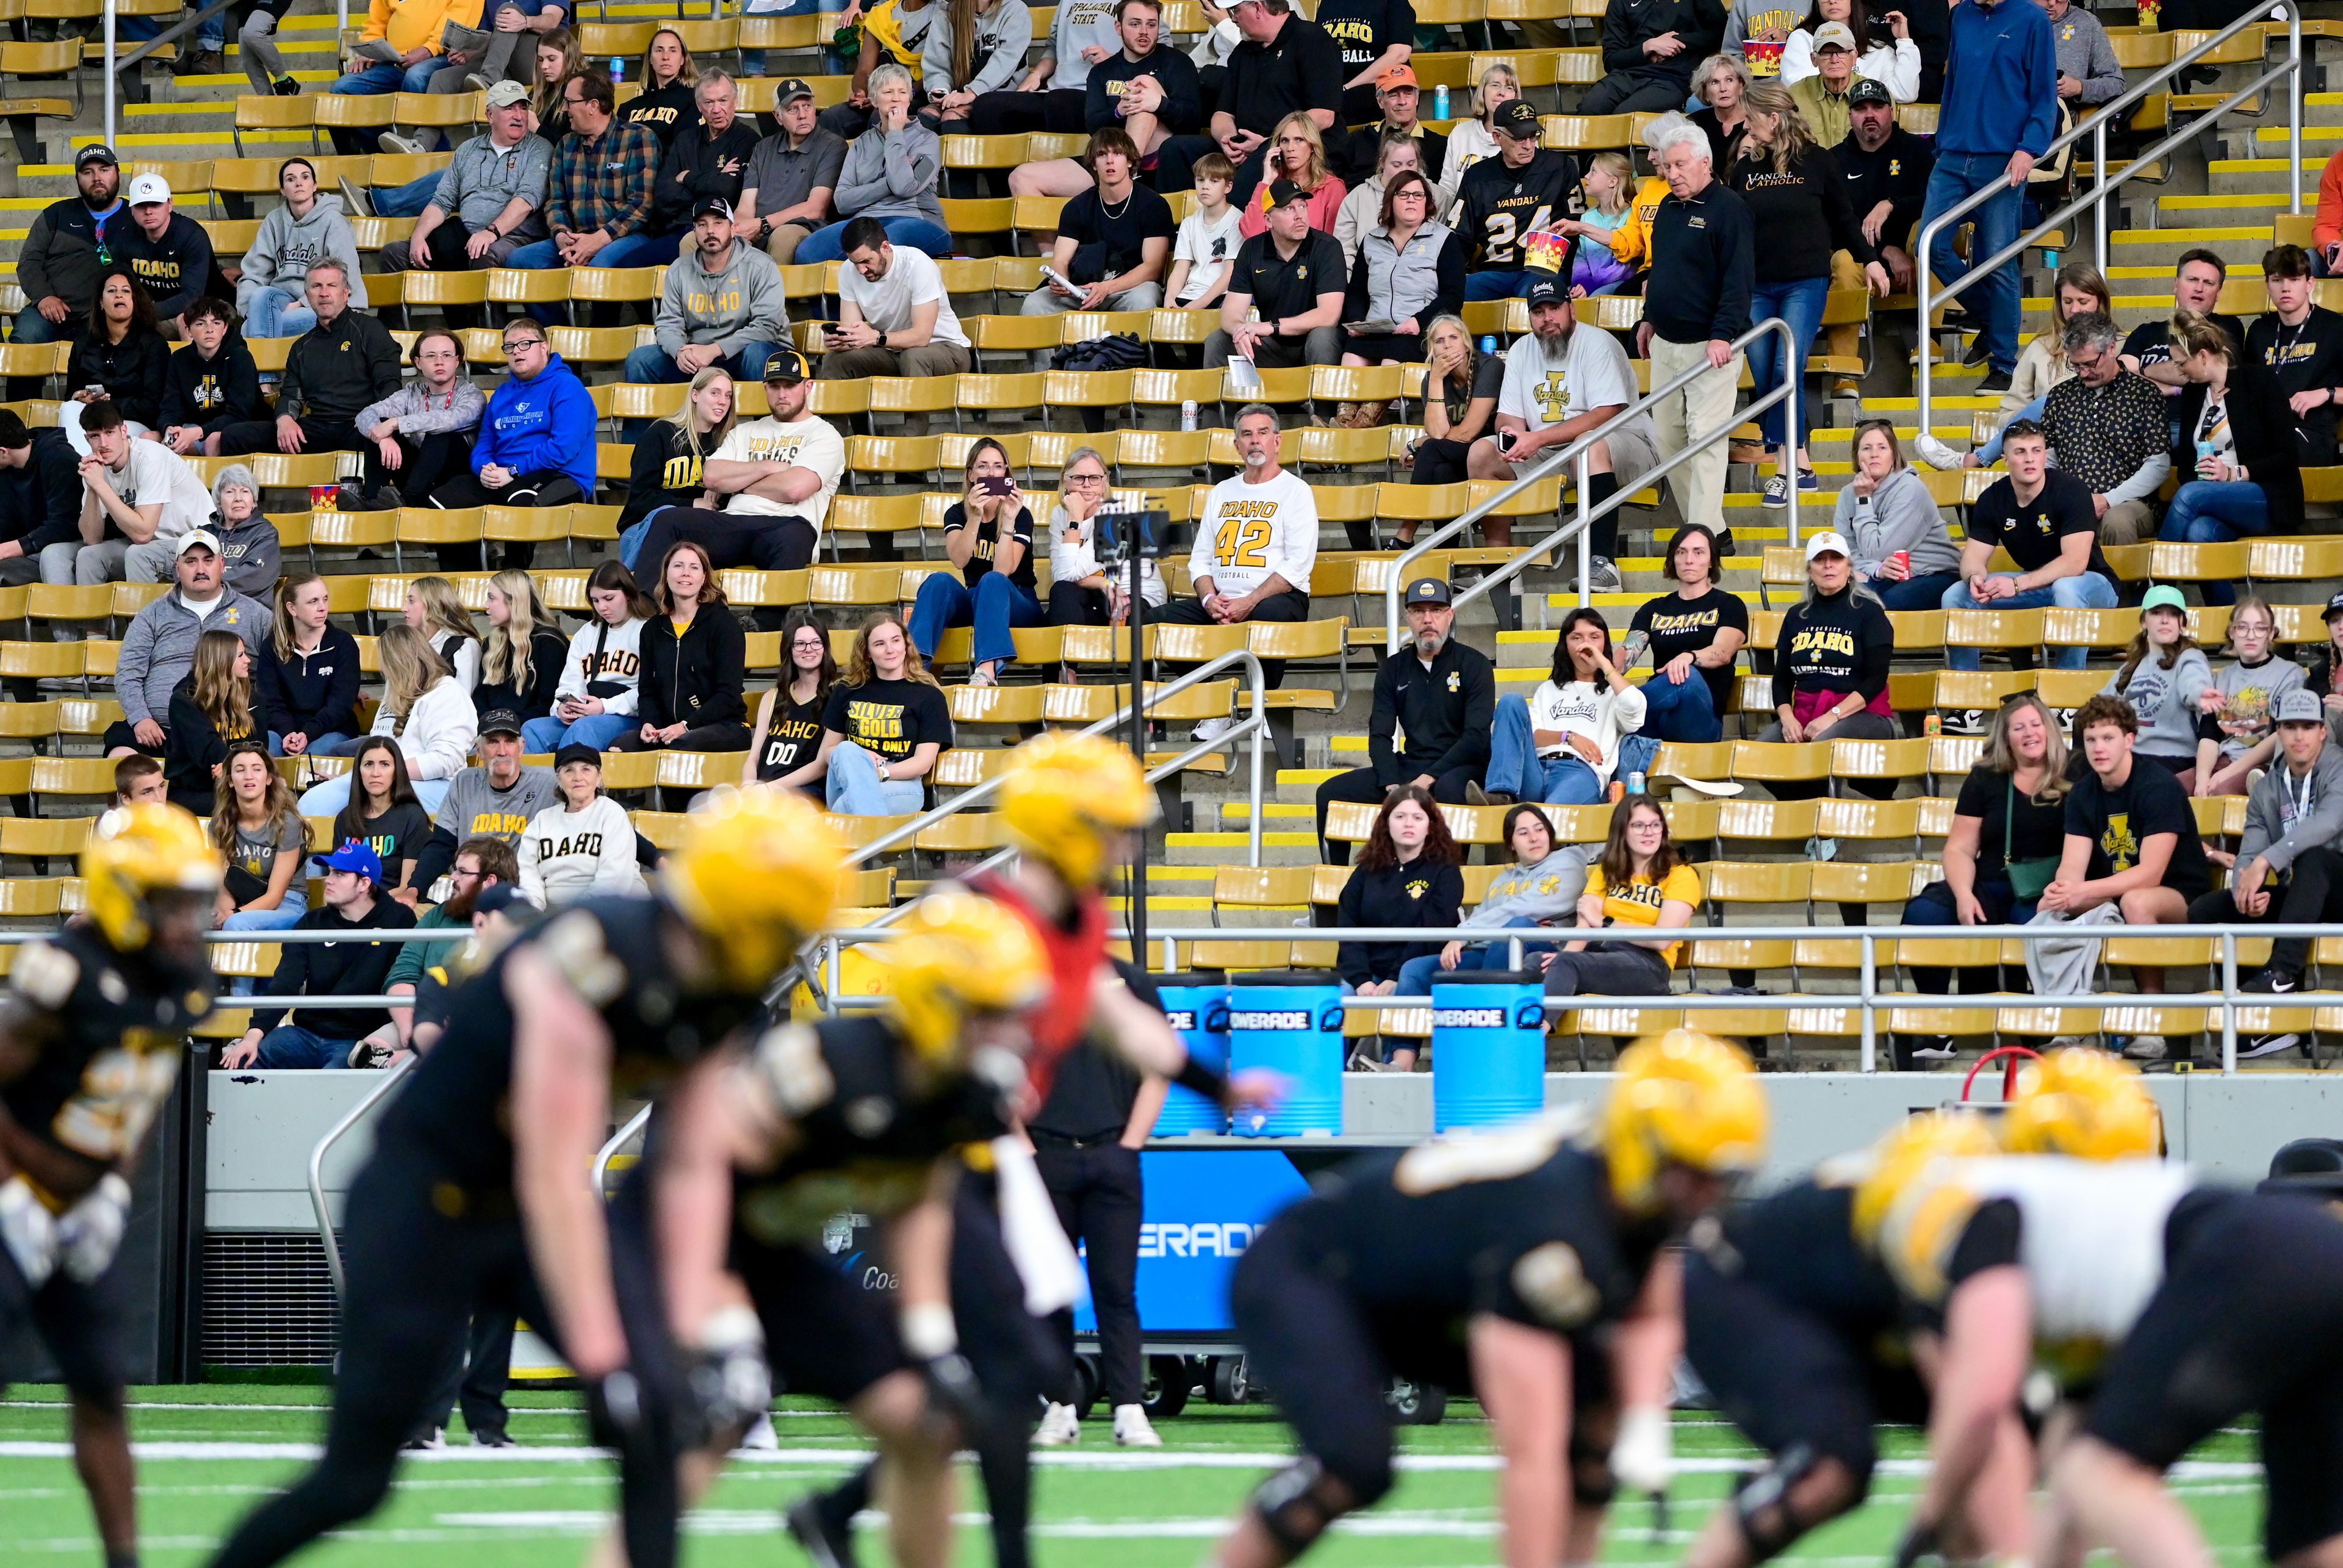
[1214,514,1272,570]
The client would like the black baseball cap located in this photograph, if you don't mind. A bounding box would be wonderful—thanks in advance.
[1405,577,1452,606]
[555,741,603,769]
[776,77,816,105]
[1262,177,1308,211]
[76,143,118,170]
[474,882,531,918]
[478,708,525,739]
[765,345,813,384]
[1848,77,1895,107]
[1495,99,1542,139]
[1524,273,1567,307]
[2323,590,2343,622]
[691,196,735,222]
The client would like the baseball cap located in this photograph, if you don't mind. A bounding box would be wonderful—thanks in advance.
[126,173,171,206]
[1405,577,1452,606]
[2140,583,2190,617]
[764,345,813,384]
[776,77,816,104]
[175,530,222,558]
[1848,77,1895,106]
[555,741,603,770]
[2276,688,2325,725]
[474,881,533,918]
[315,841,384,883]
[1376,62,1418,91]
[2325,591,2343,622]
[76,144,118,170]
[1804,530,1852,561]
[1524,273,1567,307]
[1812,20,1857,50]
[691,196,735,223]
[1495,99,1543,139]
[1262,177,1308,210]
[484,79,531,109]
[477,707,526,739]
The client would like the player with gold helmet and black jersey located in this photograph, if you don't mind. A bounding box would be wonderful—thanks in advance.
[207,788,850,1568]
[0,804,221,1568]
[1202,1031,1767,1568]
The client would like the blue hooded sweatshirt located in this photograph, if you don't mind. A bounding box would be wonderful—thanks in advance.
[473,350,598,500]
[1938,0,2059,160]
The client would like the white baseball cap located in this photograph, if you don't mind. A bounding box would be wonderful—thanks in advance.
[126,173,171,206]
[1804,530,1852,561]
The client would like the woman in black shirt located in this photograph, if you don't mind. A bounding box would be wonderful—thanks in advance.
[1622,524,1747,770]
[614,539,752,753]
[906,437,1040,687]
[744,609,837,791]
[618,365,735,558]
[620,27,703,151]
[258,572,363,759]
[1336,783,1464,1070]
[1757,532,1897,801]
[472,568,570,723]
[793,611,954,815]
[2160,309,2305,607]
[1690,53,1752,170]
[1726,79,1889,507]
[165,630,272,812]
[69,272,170,436]
[529,29,581,145]
[333,735,434,906]
[1406,314,1503,499]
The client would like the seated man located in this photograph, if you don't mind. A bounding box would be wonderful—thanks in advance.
[106,530,272,758]
[1203,179,1345,370]
[647,73,761,238]
[2034,312,2172,548]
[1455,101,1582,301]
[156,300,264,459]
[816,218,975,436]
[1785,22,1858,148]
[398,711,560,895]
[1939,420,2117,671]
[624,198,789,386]
[505,67,674,274]
[2120,250,2245,396]
[212,262,403,461]
[1007,0,1204,198]
[326,0,464,153]
[2246,243,2343,469]
[116,173,218,341]
[736,79,849,268]
[377,81,553,304]
[1016,126,1175,356]
[970,0,1122,137]
[1330,63,1447,190]
[427,319,597,570]
[221,843,421,1069]
[646,349,844,573]
[1151,0,1341,196]
[1582,0,1718,113]
[347,329,487,511]
[68,402,215,588]
[0,409,84,589]
[114,753,169,808]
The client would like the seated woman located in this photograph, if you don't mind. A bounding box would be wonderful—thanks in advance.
[331,735,434,907]
[405,575,483,694]
[211,741,310,937]
[1405,315,1502,495]
[1043,445,1162,639]
[1917,264,2112,470]
[617,367,735,573]
[259,573,362,762]
[1756,531,1898,800]
[524,561,655,755]
[1834,420,1963,611]
[520,745,646,907]
[907,437,1041,688]
[297,625,477,817]
[1331,171,1464,430]
[796,64,954,265]
[165,629,274,811]
[1333,132,1439,272]
[2197,594,2306,796]
[1237,114,1346,239]
[2103,584,2212,785]
[744,609,837,790]
[615,540,752,753]
[1442,62,1519,181]
[64,273,168,448]
[920,0,1035,131]
[2159,311,2305,601]
[1686,53,1751,169]
[1478,608,1646,808]
[237,159,366,340]
[1395,803,1582,998]
[1541,796,1697,1002]
[1336,784,1464,1069]
[471,569,569,724]
[779,611,954,816]
[1619,524,1747,771]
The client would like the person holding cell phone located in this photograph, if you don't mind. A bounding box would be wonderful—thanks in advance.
[907,437,1043,688]
[2156,311,2303,595]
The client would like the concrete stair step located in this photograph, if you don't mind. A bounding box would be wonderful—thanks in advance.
[1167,831,1319,866]
[2111,227,2289,265]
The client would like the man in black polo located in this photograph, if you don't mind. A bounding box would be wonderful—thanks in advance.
[1204,179,1346,369]
[1154,0,1342,195]
[1838,77,1934,292]
[1314,577,1495,862]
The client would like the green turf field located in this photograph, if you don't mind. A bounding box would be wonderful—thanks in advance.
[0,1387,2268,1565]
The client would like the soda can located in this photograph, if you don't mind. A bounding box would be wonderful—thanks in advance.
[1627,771,1646,796]
[1434,85,1450,120]
[1924,713,1943,738]
[309,484,338,510]
[1607,780,1625,804]
[610,56,625,82]
[1181,400,1198,431]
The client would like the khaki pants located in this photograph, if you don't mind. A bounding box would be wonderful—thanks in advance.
[2100,497,2154,547]
[1827,249,1863,373]
[765,221,815,268]
[1649,334,1743,531]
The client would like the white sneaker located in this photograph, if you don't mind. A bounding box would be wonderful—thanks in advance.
[2046,1034,2099,1052]
[741,1412,779,1451]
[1033,1402,1081,1447]
[1112,1404,1163,1447]
[1192,716,1237,744]
[2120,1034,2170,1062]
[1913,433,1968,472]
[378,132,428,156]
[1581,556,1621,593]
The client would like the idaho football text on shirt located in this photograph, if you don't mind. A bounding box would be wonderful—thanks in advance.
[1210,495,1281,572]
[1788,622,1858,671]
[2101,812,2141,872]
[128,251,184,298]
[1641,603,1722,640]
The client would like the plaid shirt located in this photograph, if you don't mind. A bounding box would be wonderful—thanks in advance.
[543,120,663,242]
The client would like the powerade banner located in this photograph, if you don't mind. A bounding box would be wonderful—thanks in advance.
[1073,1150,1316,1335]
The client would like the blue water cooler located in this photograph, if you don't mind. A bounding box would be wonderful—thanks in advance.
[1151,973,1232,1135]
[1429,971,1549,1131]
[1225,971,1345,1137]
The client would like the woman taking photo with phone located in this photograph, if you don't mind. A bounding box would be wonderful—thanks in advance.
[907,437,1041,688]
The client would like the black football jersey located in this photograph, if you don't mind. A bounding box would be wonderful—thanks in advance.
[1696,1176,1902,1340]
[1456,148,1582,271]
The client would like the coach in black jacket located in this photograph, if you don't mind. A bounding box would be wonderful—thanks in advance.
[1314,577,1495,862]
[213,262,401,459]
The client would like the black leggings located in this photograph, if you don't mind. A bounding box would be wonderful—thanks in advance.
[633,506,818,574]
[363,429,474,509]
[1411,435,1474,489]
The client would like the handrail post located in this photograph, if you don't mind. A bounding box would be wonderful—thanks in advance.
[1860,932,1876,1072]
[2290,9,2303,214]
[593,1106,652,1197]
[104,0,117,158]
[2093,118,2108,275]
[1575,451,1591,610]
[1784,320,1801,547]
[308,1056,415,1300]
[2221,930,2237,1073]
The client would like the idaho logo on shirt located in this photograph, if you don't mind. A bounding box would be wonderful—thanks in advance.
[1446,670,1461,693]
[1405,877,1430,901]
[2101,813,2140,872]
[1533,371,1573,425]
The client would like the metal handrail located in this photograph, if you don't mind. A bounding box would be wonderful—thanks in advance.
[306,1053,415,1300]
[1386,314,1801,649]
[101,0,243,148]
[1917,2,2302,432]
[593,1105,653,1196]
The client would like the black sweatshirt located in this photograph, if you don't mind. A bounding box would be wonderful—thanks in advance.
[163,674,273,813]
[1726,144,1876,283]
[256,625,362,748]
[2245,304,2343,466]
[1600,0,1727,87]
[1644,179,1755,345]
[117,211,220,325]
[1838,126,1935,256]
[1336,857,1464,985]
[251,895,420,1041]
[67,328,171,431]
[472,627,570,723]
[2173,358,2305,534]
[1085,45,1204,137]
[619,421,705,531]
[1367,638,1496,786]
[279,308,403,426]
[0,429,85,555]
[1771,587,1893,711]
[650,118,765,232]
[159,334,265,437]
[638,608,747,730]
[621,82,703,154]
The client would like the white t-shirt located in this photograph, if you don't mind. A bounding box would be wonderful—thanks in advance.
[1172,206,1245,306]
[1190,467,1318,600]
[108,441,214,541]
[837,245,969,350]
[1498,323,1651,444]
[711,413,847,528]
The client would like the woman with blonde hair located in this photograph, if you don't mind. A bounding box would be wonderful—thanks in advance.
[1443,61,1521,178]
[531,27,584,142]
[618,367,735,571]
[298,624,477,817]
[1727,78,1891,508]
[475,569,569,722]
[403,575,482,693]
[165,628,270,811]
[909,436,1041,686]
[1688,53,1753,167]
[1917,263,2115,470]
[212,741,312,940]
[800,610,954,814]
[258,571,362,760]
[1406,314,1502,495]
[1239,112,1347,237]
[1043,445,1165,643]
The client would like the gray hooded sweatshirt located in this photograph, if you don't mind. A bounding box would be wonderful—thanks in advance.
[2102,644,2214,761]
[1461,846,1590,932]
[921,0,1035,95]
[655,240,790,358]
[2238,744,2343,873]
[1835,465,1962,585]
[237,193,369,314]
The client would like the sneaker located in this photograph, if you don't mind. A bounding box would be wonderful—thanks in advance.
[1582,555,1621,592]
[1975,369,2014,395]
[2239,1029,2305,1059]
[1962,333,1993,367]
[741,1412,779,1450]
[1832,377,1863,400]
[1192,716,1237,745]
[273,74,302,95]
[1033,1401,1082,1447]
[2246,768,2267,797]
[1797,468,1819,493]
[339,178,373,219]
[1112,1404,1164,1447]
[2120,1034,2170,1062]
[470,1428,516,1448]
[2243,968,2300,995]
[403,1427,446,1450]
[1762,473,1790,509]
[1914,433,1968,471]
[1713,528,1736,556]
[1904,1037,1959,1062]
[463,72,493,92]
[377,132,428,157]
[785,1494,861,1568]
[1465,783,1513,807]
[345,1038,396,1069]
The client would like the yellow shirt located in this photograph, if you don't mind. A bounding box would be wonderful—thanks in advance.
[1605,175,1671,268]
[1585,861,1702,968]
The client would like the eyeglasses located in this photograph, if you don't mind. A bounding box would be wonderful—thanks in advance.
[503,337,543,353]
[1064,471,1107,484]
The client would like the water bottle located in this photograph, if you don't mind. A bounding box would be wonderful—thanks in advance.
[1434,84,1450,120]
[610,55,625,84]
[1480,334,1497,355]
[1627,771,1646,796]
[1181,400,1198,432]
[2042,247,2060,271]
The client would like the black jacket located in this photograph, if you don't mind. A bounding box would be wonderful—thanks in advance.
[159,334,265,437]
[251,895,421,1041]
[1336,856,1464,985]
[1645,178,1755,345]
[67,328,171,431]
[1726,143,1876,284]
[17,197,132,315]
[255,625,363,747]
[2173,358,2305,534]
[650,118,764,232]
[1838,125,1935,256]
[1772,586,1893,709]
[280,308,403,426]
[1085,45,1204,137]
[1600,0,1727,85]
[1367,638,1495,786]
[116,211,221,325]
[0,428,85,555]
[472,627,570,722]
[638,608,747,731]
[162,674,273,813]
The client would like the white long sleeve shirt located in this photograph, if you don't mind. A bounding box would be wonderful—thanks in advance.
[1779,33,1921,101]
[1190,468,1318,601]
[372,675,477,782]
[1524,677,1648,786]
[519,795,644,907]
[552,616,647,719]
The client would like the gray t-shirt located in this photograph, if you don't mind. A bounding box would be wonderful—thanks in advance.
[231,814,310,917]
[2209,656,2308,764]
[742,128,850,226]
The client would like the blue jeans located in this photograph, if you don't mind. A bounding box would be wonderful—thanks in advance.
[253,1025,359,1069]
[1939,571,2117,668]
[7,309,74,346]
[1902,877,2035,993]
[286,731,353,760]
[1485,694,1608,805]
[2159,481,2273,605]
[300,775,452,817]
[245,285,314,341]
[1636,669,1722,744]
[223,904,306,933]
[1921,150,2025,376]
[622,341,783,385]
[909,570,1041,671]
[334,57,444,96]
[795,217,954,266]
[520,711,637,753]
[1745,275,1830,452]
[373,170,444,219]
[1974,394,2048,465]
[1878,571,1962,611]
[1394,916,1558,998]
[827,741,927,816]
[1465,270,1529,302]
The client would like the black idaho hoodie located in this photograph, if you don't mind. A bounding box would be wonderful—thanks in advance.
[1335,854,1464,985]
[68,326,171,431]
[159,332,265,437]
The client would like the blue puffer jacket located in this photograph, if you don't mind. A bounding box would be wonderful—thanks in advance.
[473,351,598,500]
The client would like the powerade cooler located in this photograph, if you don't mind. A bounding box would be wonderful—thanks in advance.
[1429,970,1548,1131]
[1151,973,1233,1135]
[1225,971,1344,1137]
